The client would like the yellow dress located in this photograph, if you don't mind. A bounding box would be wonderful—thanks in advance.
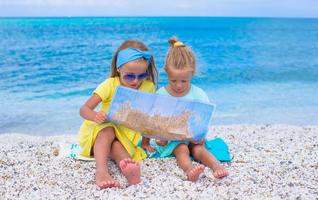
[78,77,155,161]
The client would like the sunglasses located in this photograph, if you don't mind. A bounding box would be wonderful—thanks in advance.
[121,72,149,82]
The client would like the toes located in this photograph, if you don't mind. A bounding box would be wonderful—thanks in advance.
[102,181,111,188]
[108,181,118,188]
[213,171,220,178]
[198,165,205,170]
[102,180,120,188]
[127,158,139,166]
[194,165,205,173]
[96,173,120,189]
[114,181,121,188]
[187,165,205,181]
[119,158,139,171]
[119,158,131,169]
[119,159,126,169]
[223,170,229,176]
[98,181,111,189]
[133,161,139,167]
[213,169,229,178]
[188,169,194,177]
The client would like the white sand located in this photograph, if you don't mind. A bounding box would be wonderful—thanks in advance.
[0,124,317,199]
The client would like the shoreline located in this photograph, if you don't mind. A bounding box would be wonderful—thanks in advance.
[1,124,317,199]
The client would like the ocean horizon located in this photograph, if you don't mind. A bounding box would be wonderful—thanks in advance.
[0,17,317,135]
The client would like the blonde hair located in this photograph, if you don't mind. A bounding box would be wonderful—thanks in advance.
[110,39,158,85]
[164,37,196,73]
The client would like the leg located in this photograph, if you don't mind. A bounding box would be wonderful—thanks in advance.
[173,143,205,182]
[191,144,229,178]
[110,140,141,185]
[93,127,120,188]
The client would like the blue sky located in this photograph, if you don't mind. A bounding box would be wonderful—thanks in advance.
[0,0,317,18]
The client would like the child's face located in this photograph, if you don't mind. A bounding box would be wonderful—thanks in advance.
[166,67,193,96]
[118,59,148,89]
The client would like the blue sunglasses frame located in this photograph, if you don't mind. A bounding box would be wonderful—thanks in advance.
[121,72,149,82]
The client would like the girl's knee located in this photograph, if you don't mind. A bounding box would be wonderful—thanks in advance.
[191,145,204,158]
[111,140,123,149]
[98,127,115,139]
[174,143,190,155]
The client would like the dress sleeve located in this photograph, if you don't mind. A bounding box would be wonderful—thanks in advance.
[93,78,113,102]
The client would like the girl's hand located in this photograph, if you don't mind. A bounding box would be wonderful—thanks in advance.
[93,111,107,124]
[141,137,156,152]
[156,140,168,146]
[190,140,204,145]
[142,143,156,152]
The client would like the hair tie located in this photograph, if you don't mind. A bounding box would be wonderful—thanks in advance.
[173,41,185,47]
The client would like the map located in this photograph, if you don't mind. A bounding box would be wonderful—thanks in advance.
[108,86,215,141]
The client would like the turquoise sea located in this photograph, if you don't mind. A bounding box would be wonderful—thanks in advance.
[0,17,318,135]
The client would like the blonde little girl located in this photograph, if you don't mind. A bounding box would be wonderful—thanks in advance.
[143,37,228,181]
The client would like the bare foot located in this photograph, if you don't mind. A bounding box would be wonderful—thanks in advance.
[186,164,205,182]
[212,166,229,178]
[119,158,141,185]
[95,170,120,189]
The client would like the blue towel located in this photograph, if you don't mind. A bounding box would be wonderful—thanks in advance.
[146,137,231,162]
[205,137,231,162]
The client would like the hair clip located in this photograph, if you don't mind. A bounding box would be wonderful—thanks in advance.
[173,41,185,47]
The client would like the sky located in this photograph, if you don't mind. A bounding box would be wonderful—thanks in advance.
[0,0,317,18]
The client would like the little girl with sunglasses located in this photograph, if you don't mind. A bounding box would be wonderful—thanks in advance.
[144,37,228,182]
[78,40,158,188]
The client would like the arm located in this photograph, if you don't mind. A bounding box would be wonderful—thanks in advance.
[79,94,107,124]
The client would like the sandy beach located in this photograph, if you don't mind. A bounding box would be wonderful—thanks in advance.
[0,124,317,199]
